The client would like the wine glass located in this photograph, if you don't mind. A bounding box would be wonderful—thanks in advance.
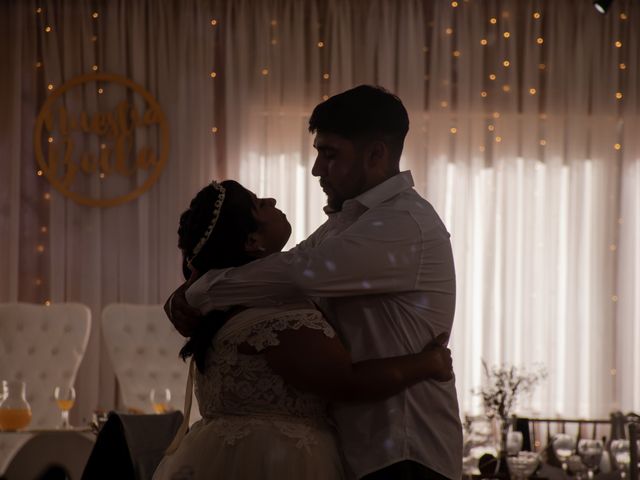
[507,431,524,456]
[577,439,603,479]
[53,386,76,429]
[552,433,576,472]
[506,451,540,480]
[150,387,172,414]
[610,439,630,478]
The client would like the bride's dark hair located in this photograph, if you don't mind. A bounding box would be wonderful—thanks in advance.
[177,180,258,371]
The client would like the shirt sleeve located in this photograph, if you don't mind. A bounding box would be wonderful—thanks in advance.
[185,209,433,314]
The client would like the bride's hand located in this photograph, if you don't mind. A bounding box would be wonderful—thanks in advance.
[164,271,203,337]
[421,333,453,382]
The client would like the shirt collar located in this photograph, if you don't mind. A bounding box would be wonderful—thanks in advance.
[323,170,415,215]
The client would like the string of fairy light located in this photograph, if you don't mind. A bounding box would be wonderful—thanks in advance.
[202,0,628,266]
[32,2,630,318]
[435,0,627,387]
[33,5,104,305]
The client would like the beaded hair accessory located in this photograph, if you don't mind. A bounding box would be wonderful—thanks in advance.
[187,180,226,267]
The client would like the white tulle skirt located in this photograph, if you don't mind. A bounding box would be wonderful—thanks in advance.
[153,415,346,480]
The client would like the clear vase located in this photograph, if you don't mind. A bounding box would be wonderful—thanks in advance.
[0,380,32,431]
[496,416,511,475]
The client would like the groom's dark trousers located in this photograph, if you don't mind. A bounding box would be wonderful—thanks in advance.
[361,460,450,480]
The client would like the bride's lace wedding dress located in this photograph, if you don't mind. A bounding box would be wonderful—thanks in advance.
[153,305,346,480]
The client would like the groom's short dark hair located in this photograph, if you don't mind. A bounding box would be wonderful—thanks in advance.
[308,85,410,160]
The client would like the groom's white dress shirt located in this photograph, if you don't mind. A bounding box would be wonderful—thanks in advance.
[185,171,462,479]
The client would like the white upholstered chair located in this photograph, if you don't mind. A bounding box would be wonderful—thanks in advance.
[101,304,198,422]
[0,302,91,429]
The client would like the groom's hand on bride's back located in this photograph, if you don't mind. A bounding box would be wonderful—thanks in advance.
[164,277,204,337]
[421,333,454,382]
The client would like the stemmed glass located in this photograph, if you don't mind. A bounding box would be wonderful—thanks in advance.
[552,433,576,473]
[507,431,524,456]
[610,439,630,478]
[53,386,76,429]
[150,388,172,414]
[577,439,603,479]
[506,451,540,480]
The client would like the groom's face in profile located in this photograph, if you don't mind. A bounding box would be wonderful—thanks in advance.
[312,131,367,211]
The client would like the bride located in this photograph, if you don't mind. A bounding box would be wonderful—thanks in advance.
[153,180,453,480]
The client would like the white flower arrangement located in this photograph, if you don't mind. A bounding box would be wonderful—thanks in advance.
[476,360,547,420]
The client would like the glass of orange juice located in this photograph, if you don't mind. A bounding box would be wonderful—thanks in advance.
[0,380,32,431]
[150,388,172,414]
[53,386,76,429]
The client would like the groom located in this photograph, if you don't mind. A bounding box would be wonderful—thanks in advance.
[166,85,462,479]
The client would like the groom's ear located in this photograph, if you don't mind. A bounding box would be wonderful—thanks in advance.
[244,232,264,256]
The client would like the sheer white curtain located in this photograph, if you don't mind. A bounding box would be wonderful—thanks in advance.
[220,0,640,418]
[2,0,639,422]
[1,0,222,421]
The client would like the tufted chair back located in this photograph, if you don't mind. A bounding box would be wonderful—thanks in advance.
[0,302,91,429]
[101,304,197,420]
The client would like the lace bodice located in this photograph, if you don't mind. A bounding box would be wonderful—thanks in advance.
[194,306,336,421]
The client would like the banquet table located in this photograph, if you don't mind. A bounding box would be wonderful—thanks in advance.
[0,428,94,480]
